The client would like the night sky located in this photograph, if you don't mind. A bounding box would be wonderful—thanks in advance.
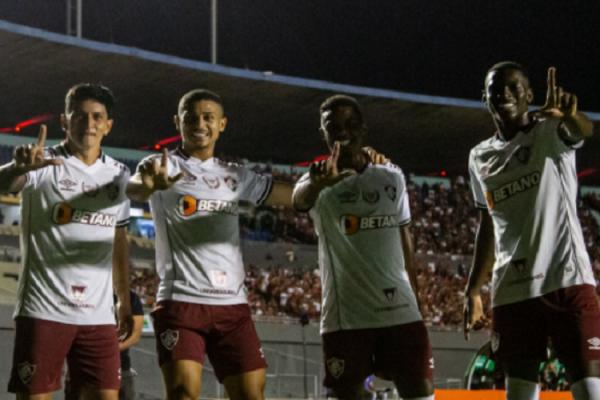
[1,1,599,113]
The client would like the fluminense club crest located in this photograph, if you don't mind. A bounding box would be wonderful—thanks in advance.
[326,357,345,379]
[160,329,180,350]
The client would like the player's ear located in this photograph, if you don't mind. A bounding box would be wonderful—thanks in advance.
[481,89,488,105]
[173,115,180,132]
[526,88,534,104]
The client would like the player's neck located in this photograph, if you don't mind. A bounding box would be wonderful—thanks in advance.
[338,149,368,172]
[64,141,102,166]
[182,144,214,161]
[496,113,532,141]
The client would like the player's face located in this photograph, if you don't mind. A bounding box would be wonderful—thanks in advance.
[61,99,113,154]
[485,69,532,125]
[320,105,365,151]
[176,100,227,156]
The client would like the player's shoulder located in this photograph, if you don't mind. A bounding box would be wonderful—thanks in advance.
[369,161,405,178]
[101,153,130,175]
[211,157,253,176]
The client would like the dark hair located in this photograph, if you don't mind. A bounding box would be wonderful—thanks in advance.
[485,61,529,85]
[65,83,115,118]
[319,94,364,122]
[178,89,224,116]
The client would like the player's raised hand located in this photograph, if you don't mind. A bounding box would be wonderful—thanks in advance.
[12,125,63,174]
[362,146,390,165]
[538,67,578,119]
[138,148,183,192]
[463,292,487,341]
[309,141,355,187]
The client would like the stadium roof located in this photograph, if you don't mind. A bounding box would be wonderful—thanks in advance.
[1,19,599,183]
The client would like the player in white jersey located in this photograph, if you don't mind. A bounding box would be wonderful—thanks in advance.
[126,89,293,400]
[293,95,434,400]
[464,62,600,400]
[0,84,132,399]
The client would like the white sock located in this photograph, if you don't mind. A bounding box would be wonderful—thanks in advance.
[403,396,434,400]
[571,377,600,400]
[505,377,540,400]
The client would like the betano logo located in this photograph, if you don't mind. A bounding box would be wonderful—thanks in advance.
[340,214,402,235]
[52,203,116,227]
[485,171,541,209]
[178,195,238,217]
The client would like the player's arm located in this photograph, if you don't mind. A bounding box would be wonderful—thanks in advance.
[118,314,144,351]
[463,209,495,340]
[126,148,183,203]
[0,125,62,194]
[292,142,355,211]
[400,224,421,311]
[538,67,594,143]
[265,181,293,208]
[113,226,132,340]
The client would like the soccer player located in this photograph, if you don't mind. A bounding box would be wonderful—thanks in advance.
[126,89,293,400]
[1,83,132,399]
[464,62,599,400]
[292,95,434,400]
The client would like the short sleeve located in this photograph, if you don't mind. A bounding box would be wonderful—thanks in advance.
[239,167,273,206]
[394,168,411,226]
[468,150,488,209]
[292,172,312,212]
[116,167,132,227]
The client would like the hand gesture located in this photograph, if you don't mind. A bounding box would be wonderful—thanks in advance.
[138,148,183,192]
[463,291,487,340]
[362,146,390,165]
[538,67,578,119]
[13,125,63,174]
[309,141,355,187]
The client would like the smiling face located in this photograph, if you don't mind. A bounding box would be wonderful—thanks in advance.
[484,67,533,131]
[320,104,366,152]
[175,99,227,159]
[61,99,113,155]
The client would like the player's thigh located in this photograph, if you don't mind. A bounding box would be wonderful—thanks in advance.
[161,360,203,400]
[152,301,208,367]
[322,329,375,395]
[493,300,546,381]
[68,325,121,393]
[207,304,267,383]
[223,368,266,400]
[374,321,434,398]
[9,317,76,396]
[547,284,600,381]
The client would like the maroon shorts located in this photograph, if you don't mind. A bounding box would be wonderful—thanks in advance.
[492,284,600,380]
[8,317,120,395]
[321,320,433,389]
[151,301,267,382]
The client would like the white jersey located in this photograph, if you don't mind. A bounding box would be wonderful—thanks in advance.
[295,163,422,334]
[15,143,131,325]
[141,148,272,305]
[469,117,595,307]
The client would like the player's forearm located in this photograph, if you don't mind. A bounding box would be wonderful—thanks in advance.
[265,181,293,208]
[125,179,155,203]
[112,228,131,308]
[466,212,495,295]
[292,179,325,211]
[0,161,26,194]
[562,112,594,141]
[400,225,421,307]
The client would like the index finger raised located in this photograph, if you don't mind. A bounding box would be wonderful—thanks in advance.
[161,147,169,169]
[36,124,47,148]
[546,67,557,104]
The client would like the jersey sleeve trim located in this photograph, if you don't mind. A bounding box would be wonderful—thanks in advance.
[116,218,130,227]
[256,176,274,206]
[399,217,411,227]
[474,201,488,209]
